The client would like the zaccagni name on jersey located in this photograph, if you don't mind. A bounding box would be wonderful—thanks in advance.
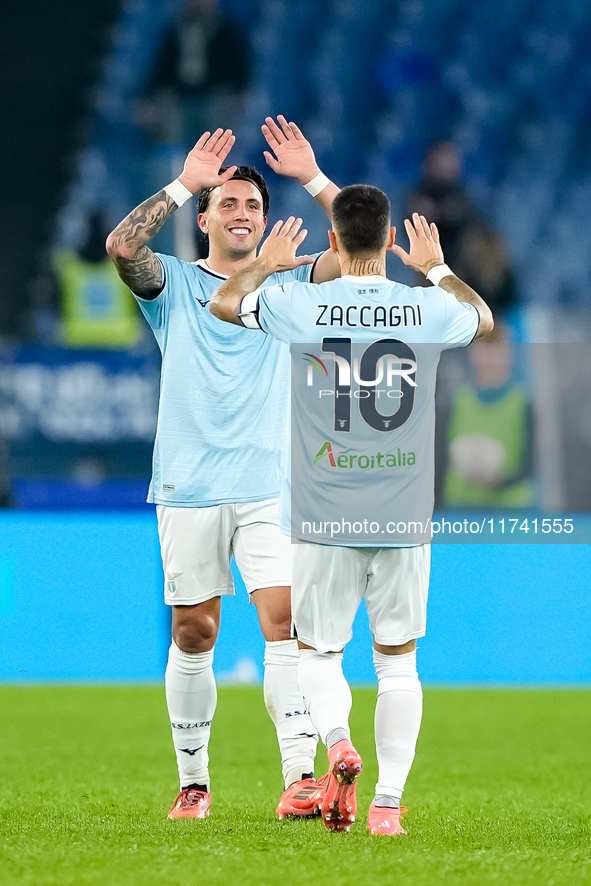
[316,303,422,328]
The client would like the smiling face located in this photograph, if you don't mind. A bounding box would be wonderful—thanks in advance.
[198,180,267,261]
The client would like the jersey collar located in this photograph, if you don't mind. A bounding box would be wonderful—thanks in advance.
[195,258,229,280]
[340,274,387,283]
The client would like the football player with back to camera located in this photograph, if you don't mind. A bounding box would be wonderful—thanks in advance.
[210,186,493,834]
[106,118,341,820]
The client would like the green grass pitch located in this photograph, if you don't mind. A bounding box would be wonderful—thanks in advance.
[0,686,589,885]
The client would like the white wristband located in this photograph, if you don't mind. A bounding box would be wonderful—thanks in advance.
[426,263,454,286]
[238,289,262,330]
[163,178,193,208]
[303,171,330,197]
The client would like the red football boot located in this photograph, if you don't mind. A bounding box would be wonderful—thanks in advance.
[367,804,408,836]
[168,787,211,819]
[320,740,362,832]
[276,776,326,819]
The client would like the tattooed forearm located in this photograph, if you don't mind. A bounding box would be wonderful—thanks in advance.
[210,256,274,325]
[439,275,494,338]
[439,275,482,308]
[106,190,177,295]
[108,190,176,254]
[113,245,164,295]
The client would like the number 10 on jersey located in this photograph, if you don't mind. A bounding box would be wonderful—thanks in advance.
[316,337,418,433]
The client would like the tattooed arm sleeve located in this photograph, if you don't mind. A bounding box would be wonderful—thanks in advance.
[105,190,177,297]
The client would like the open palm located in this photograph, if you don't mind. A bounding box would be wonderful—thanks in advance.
[262,116,319,183]
[391,213,445,274]
[179,129,237,193]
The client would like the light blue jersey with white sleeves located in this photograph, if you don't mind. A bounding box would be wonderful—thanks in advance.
[133,253,319,506]
[241,274,479,544]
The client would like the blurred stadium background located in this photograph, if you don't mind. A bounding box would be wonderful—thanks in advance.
[1,0,590,686]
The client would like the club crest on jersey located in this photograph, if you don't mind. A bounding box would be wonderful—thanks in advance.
[166,571,181,594]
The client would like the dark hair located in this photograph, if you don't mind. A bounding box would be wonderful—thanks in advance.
[331,184,391,255]
[198,165,270,216]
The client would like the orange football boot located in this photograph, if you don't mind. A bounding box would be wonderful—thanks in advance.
[320,740,362,832]
[276,776,326,819]
[367,804,408,836]
[168,787,211,819]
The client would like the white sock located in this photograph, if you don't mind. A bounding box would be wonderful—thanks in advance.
[165,641,217,791]
[263,640,318,787]
[298,649,352,748]
[373,649,423,805]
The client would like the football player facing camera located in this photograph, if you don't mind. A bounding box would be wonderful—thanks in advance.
[106,118,341,820]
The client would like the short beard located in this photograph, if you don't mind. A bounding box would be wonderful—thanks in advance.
[226,244,256,260]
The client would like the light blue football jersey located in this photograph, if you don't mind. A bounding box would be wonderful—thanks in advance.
[134,254,318,506]
[246,273,479,544]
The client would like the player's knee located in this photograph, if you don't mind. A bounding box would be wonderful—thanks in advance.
[374,639,417,655]
[270,599,292,637]
[252,586,292,641]
[173,614,219,652]
[260,608,292,641]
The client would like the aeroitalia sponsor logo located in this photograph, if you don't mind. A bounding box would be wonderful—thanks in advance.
[313,441,415,468]
[313,441,337,465]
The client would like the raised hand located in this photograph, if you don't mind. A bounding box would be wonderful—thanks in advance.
[259,217,314,273]
[390,213,445,275]
[178,129,237,194]
[262,116,320,184]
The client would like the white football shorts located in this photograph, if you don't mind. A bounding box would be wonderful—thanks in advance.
[156,498,292,606]
[292,542,431,652]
